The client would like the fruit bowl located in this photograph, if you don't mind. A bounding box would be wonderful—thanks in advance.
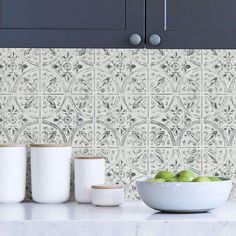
[136,177,232,212]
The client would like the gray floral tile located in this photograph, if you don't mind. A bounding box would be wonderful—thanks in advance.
[149,69,173,94]
[121,69,147,95]
[42,96,86,139]
[96,70,119,95]
[1,48,236,200]
[41,49,62,66]
[42,50,87,87]
[121,121,148,148]
[177,122,201,147]
[95,49,117,66]
[96,95,119,118]
[203,70,226,94]
[41,121,67,144]
[16,49,40,66]
[69,69,94,94]
[97,148,146,200]
[202,148,229,174]
[204,95,227,118]
[149,148,175,174]
[150,95,173,119]
[121,148,148,173]
[148,49,170,66]
[95,121,120,147]
[176,69,201,94]
[204,50,236,88]
[41,69,65,94]
[14,122,40,144]
[124,49,148,66]
[177,148,202,174]
[202,50,226,66]
[149,121,174,147]
[96,96,144,140]
[0,96,39,141]
[203,122,226,147]
[71,121,94,148]
[14,69,39,94]
[206,97,236,143]
[155,96,195,138]
[0,50,38,93]
[123,95,148,119]
[159,50,199,91]
[100,51,146,86]
[74,49,95,66]
[178,95,201,119]
[73,147,95,157]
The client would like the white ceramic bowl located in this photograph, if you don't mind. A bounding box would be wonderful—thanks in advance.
[136,177,232,212]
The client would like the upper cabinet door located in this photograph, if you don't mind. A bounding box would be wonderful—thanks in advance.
[0,0,145,48]
[146,0,236,49]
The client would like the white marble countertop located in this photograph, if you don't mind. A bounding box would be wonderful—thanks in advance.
[1,201,236,236]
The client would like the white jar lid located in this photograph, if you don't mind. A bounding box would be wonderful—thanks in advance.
[75,156,105,160]
[91,185,123,189]
[30,144,71,147]
[91,185,124,207]
[0,144,26,147]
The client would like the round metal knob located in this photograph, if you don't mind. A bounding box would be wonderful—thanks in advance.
[149,34,161,46]
[129,33,142,46]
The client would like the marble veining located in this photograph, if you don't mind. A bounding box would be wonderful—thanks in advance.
[0,201,236,236]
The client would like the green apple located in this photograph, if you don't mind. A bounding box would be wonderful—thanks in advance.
[176,169,196,180]
[166,177,178,182]
[146,178,166,183]
[155,171,175,180]
[208,176,222,182]
[176,176,193,182]
[192,176,211,182]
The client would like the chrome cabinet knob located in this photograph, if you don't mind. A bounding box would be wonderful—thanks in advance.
[129,33,142,46]
[149,34,161,46]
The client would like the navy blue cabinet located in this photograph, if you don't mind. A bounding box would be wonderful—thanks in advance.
[1,0,236,48]
[147,0,236,49]
[0,0,145,48]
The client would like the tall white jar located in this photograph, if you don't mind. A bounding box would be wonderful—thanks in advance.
[30,144,72,203]
[74,156,105,203]
[0,144,27,203]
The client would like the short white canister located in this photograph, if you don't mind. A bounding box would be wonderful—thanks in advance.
[91,185,124,207]
[74,156,105,203]
[30,144,72,203]
[0,144,27,203]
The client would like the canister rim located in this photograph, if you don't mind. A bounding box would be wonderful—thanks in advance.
[91,185,123,189]
[0,144,26,147]
[30,144,71,147]
[75,156,105,160]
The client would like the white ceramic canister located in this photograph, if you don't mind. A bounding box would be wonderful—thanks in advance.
[0,144,27,203]
[74,156,105,203]
[91,185,124,207]
[30,144,72,203]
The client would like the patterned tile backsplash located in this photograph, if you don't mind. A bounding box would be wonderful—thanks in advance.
[0,48,236,200]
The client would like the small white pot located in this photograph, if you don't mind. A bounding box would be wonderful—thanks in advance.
[91,185,124,207]
[0,144,27,203]
[74,156,105,203]
[30,144,72,204]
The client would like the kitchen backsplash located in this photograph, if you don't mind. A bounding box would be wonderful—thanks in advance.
[0,48,236,200]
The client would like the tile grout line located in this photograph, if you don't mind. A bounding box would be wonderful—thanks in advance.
[94,49,97,155]
[201,50,204,175]
[39,49,42,143]
[147,49,150,176]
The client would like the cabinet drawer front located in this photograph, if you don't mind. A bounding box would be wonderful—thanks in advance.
[1,0,125,29]
[166,0,236,31]
[0,0,145,48]
[147,0,236,49]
